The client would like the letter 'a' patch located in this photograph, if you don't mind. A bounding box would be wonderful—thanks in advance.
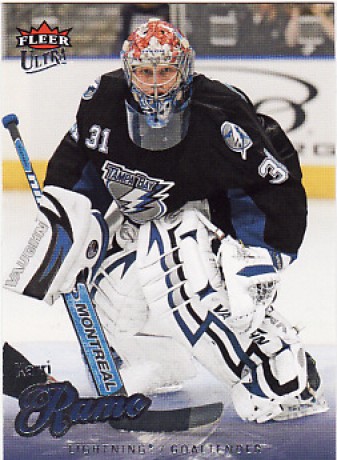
[221,121,253,160]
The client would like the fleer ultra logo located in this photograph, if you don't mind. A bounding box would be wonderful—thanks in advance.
[16,21,72,74]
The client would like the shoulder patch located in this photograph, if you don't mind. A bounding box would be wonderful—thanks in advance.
[82,77,101,100]
[221,121,253,160]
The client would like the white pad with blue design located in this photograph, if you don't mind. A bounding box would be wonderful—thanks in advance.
[218,235,281,334]
[135,206,310,416]
[4,186,108,305]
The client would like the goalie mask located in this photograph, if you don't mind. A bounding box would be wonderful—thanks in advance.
[121,18,195,150]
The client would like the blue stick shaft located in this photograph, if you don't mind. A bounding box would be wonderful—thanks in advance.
[3,115,42,206]
[2,114,125,396]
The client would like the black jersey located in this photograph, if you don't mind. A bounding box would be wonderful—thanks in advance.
[44,69,307,256]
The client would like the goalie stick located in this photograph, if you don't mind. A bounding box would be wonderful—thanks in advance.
[2,113,224,432]
[2,113,126,398]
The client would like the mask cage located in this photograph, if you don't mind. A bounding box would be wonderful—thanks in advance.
[122,49,194,128]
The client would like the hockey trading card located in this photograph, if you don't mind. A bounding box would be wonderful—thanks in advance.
[2,2,336,460]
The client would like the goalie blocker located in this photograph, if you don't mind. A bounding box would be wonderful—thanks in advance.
[4,186,109,304]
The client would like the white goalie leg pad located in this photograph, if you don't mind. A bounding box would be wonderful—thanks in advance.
[231,308,309,423]
[91,249,148,339]
[4,186,108,304]
[231,383,283,423]
[218,236,280,334]
[137,206,226,309]
[133,208,324,419]
[136,205,245,387]
[90,249,196,394]
[232,354,328,424]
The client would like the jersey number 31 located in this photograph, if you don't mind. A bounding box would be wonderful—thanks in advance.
[85,125,111,154]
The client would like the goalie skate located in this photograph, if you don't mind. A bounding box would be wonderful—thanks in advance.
[273,353,329,421]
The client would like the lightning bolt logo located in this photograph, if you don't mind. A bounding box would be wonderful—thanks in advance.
[101,161,174,223]
[119,183,171,214]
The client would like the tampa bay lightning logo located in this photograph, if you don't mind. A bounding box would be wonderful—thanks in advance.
[101,161,174,224]
[221,121,253,160]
